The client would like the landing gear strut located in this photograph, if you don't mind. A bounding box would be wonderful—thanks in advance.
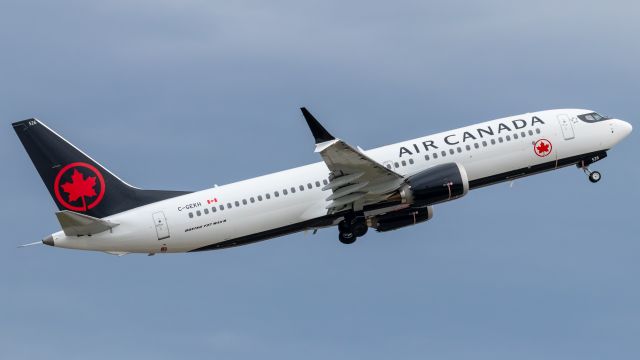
[578,157,604,184]
[338,213,368,244]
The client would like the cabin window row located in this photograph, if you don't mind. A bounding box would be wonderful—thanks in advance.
[188,179,330,218]
[388,128,542,169]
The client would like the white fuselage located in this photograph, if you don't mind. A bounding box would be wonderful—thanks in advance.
[47,109,632,254]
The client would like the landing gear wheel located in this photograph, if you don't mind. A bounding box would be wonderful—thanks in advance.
[338,220,351,233]
[352,222,368,237]
[339,232,356,244]
[589,171,601,183]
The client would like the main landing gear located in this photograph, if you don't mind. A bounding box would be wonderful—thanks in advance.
[338,213,368,244]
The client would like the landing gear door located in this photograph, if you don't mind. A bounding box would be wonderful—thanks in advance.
[152,211,170,240]
[558,114,575,140]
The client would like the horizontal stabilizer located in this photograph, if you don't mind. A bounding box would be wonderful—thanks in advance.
[55,210,119,236]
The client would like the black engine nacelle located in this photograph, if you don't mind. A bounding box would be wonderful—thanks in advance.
[372,206,433,232]
[399,162,469,206]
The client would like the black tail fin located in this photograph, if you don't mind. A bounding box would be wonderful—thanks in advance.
[12,119,190,218]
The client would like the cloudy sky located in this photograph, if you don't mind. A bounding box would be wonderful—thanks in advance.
[1,1,639,359]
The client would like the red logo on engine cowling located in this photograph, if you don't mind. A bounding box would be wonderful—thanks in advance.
[54,162,105,212]
[534,139,552,157]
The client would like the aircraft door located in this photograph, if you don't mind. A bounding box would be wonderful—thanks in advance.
[152,211,170,240]
[558,114,575,140]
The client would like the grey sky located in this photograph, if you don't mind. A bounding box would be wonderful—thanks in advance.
[1,1,639,359]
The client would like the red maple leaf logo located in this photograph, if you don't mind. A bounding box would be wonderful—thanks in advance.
[60,169,97,211]
[536,141,550,154]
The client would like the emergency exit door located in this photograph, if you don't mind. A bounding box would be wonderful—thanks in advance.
[558,114,575,140]
[152,211,170,240]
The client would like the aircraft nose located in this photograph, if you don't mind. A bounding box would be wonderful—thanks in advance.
[620,120,633,138]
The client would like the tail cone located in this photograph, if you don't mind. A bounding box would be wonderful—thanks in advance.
[42,235,54,247]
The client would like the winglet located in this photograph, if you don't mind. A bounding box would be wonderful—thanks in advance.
[301,107,335,144]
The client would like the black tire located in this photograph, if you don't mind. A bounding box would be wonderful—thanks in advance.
[352,222,368,237]
[338,220,351,233]
[589,171,601,183]
[339,232,356,244]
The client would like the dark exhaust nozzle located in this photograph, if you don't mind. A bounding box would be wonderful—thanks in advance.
[42,235,54,247]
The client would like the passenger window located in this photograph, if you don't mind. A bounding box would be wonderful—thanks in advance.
[441,150,446,157]
[498,137,503,143]
[204,208,209,215]
[506,135,511,141]
[212,207,216,213]
[401,160,406,166]
[250,197,255,203]
[521,131,526,138]
[258,195,263,201]
[433,153,438,159]
[457,147,462,153]
[266,193,271,199]
[491,139,496,145]
[227,203,232,209]
[394,162,399,168]
[474,143,479,149]
[196,210,202,216]
[535,128,541,134]
[307,183,313,189]
[219,204,225,210]
[482,141,487,147]
[291,187,296,193]
[409,158,414,164]
[235,201,240,207]
[274,191,279,197]
[300,185,305,191]
[242,199,247,205]
[283,189,288,195]
[528,130,534,136]
[425,154,430,160]
[323,179,328,186]
[449,149,454,155]
[513,133,518,139]
[386,164,392,169]
[465,145,471,151]
[315,181,321,187]
[188,212,193,218]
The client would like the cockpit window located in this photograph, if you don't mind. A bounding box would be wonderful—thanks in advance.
[578,112,610,123]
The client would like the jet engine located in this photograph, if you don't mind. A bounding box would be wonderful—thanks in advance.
[398,162,469,206]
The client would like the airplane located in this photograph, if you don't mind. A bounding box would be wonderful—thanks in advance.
[12,108,632,255]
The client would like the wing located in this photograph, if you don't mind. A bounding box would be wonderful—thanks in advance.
[301,107,405,213]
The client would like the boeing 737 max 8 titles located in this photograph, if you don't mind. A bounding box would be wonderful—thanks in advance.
[12,108,632,254]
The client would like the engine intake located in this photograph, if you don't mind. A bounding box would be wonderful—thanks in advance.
[400,162,469,206]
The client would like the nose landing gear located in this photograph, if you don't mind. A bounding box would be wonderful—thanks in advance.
[577,155,606,184]
[581,166,601,183]
[588,170,602,183]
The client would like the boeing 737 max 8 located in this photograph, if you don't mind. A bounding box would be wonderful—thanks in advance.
[12,108,632,254]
